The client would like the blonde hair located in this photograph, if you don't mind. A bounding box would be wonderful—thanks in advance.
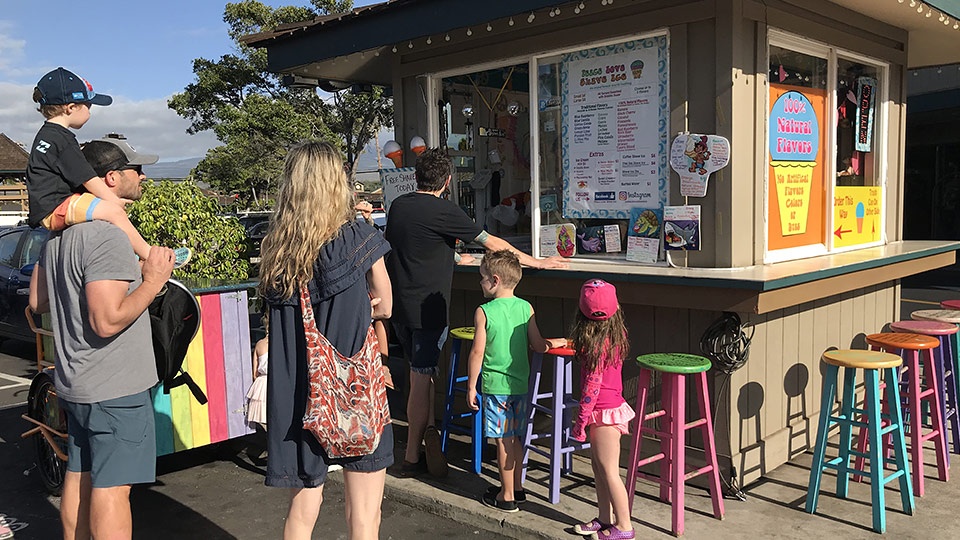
[480,250,522,288]
[258,141,353,300]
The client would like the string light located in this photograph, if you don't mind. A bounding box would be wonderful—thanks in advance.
[486,23,492,31]
[392,45,397,53]
[508,17,514,26]
[466,27,472,36]
[445,34,450,41]
[909,0,917,6]
[426,36,432,44]
[528,12,535,23]
[408,41,413,49]
[926,9,933,17]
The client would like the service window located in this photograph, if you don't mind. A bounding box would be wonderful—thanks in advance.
[766,31,887,262]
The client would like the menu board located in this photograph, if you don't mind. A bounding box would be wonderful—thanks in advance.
[561,36,669,219]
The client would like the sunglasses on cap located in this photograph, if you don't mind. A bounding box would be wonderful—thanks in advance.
[120,164,143,175]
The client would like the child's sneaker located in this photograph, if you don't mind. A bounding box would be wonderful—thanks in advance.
[173,247,192,269]
[485,485,527,503]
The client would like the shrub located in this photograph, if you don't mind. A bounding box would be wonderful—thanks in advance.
[128,180,250,281]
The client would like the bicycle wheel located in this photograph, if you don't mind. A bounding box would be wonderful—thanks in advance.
[30,373,67,496]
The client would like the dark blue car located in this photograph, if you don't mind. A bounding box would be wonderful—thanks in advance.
[0,225,47,343]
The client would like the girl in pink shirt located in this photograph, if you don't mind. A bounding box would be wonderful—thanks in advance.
[570,279,635,540]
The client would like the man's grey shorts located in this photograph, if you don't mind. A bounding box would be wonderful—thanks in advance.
[62,389,156,488]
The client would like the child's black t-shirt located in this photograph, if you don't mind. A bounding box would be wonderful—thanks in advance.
[384,192,484,330]
[25,122,98,227]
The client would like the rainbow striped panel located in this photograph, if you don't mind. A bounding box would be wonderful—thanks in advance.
[200,294,229,443]
[151,383,175,456]
[222,291,254,438]
[185,296,211,448]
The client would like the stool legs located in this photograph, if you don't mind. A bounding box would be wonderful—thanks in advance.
[807,364,914,534]
[439,337,484,474]
[440,337,463,453]
[626,369,724,536]
[942,333,960,456]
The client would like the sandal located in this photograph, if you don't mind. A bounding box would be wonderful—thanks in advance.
[597,525,635,540]
[573,518,609,535]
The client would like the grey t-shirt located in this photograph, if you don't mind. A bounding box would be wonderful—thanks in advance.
[40,221,157,403]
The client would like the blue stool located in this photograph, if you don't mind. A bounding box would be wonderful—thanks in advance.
[439,326,484,474]
[521,346,590,504]
[806,349,914,534]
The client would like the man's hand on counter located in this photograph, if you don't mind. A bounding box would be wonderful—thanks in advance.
[535,256,569,269]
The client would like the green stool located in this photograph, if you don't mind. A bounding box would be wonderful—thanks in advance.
[625,353,725,536]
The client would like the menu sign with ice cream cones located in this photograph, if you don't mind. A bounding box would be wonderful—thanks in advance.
[767,85,827,251]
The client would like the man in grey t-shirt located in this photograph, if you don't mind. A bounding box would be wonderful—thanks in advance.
[29,136,174,540]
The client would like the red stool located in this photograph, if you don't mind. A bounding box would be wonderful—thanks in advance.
[940,300,960,311]
[855,333,948,497]
[625,353,724,536]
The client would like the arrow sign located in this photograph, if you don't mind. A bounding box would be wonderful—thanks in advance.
[834,225,851,239]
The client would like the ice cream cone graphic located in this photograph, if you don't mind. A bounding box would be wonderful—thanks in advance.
[631,59,644,79]
[771,161,815,235]
[769,91,820,237]
[383,140,403,168]
[855,202,865,233]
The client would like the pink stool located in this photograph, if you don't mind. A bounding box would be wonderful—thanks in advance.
[891,320,960,460]
[940,300,960,310]
[856,332,948,497]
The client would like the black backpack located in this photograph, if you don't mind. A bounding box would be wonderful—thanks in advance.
[149,279,207,404]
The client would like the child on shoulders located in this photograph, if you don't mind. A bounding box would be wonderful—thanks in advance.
[27,68,189,267]
[466,250,566,512]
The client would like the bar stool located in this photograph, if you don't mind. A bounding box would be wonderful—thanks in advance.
[891,320,960,459]
[625,353,724,537]
[855,332,948,497]
[806,349,913,534]
[913,309,960,423]
[439,326,484,474]
[940,300,960,311]
[520,346,590,504]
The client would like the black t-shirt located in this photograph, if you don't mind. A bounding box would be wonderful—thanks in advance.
[384,192,484,329]
[26,122,98,227]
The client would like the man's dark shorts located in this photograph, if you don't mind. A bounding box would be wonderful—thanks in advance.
[62,389,156,488]
[391,322,448,377]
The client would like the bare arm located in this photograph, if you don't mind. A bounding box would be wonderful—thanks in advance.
[476,232,568,269]
[82,176,123,204]
[466,307,487,411]
[86,246,174,338]
[527,307,566,353]
[366,257,392,320]
[29,263,49,314]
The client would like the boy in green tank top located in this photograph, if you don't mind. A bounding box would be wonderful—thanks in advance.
[467,250,566,512]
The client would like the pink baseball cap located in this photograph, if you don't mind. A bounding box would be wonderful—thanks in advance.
[579,279,618,321]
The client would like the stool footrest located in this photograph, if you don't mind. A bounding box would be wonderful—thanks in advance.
[878,423,901,437]
[634,453,666,468]
[641,410,667,422]
[883,469,907,485]
[684,464,715,481]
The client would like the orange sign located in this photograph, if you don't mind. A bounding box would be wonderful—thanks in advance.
[767,84,827,251]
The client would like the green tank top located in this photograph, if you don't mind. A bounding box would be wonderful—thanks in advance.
[480,296,532,395]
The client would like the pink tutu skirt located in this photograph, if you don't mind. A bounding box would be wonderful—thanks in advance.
[246,376,268,428]
[588,401,636,435]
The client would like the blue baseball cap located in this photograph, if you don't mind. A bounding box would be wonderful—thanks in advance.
[35,67,112,106]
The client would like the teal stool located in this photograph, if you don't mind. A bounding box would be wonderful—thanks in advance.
[806,349,914,533]
[625,353,725,536]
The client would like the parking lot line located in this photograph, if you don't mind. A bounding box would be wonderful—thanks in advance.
[0,372,31,391]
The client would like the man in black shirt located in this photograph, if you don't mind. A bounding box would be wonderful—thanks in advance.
[385,148,565,477]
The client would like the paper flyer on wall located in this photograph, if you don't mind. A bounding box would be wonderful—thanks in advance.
[539,224,577,258]
[663,205,701,251]
[575,224,622,254]
[669,134,730,197]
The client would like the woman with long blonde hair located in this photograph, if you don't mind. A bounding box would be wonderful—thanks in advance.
[259,141,393,540]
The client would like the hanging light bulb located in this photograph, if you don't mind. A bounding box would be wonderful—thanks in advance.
[926,9,934,17]
[528,12,535,23]
[408,41,413,49]
[445,34,451,41]
[918,5,924,12]
[487,23,492,31]
[909,0,917,6]
[462,103,475,118]
[466,27,473,36]
[938,67,943,74]
[426,36,432,44]
[508,17,515,26]
[939,13,945,21]
[392,45,397,53]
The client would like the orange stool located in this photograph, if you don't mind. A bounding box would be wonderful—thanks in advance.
[855,333,948,497]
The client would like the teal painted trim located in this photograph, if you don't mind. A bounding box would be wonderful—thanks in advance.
[456,242,960,292]
[928,0,960,19]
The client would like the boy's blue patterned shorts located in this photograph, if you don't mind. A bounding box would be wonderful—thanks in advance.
[483,394,528,438]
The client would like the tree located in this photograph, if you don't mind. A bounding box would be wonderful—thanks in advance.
[170,1,393,207]
[129,180,250,281]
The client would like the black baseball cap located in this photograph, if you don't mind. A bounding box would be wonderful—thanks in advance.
[82,135,159,177]
[35,67,112,106]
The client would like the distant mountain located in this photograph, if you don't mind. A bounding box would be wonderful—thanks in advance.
[144,157,202,180]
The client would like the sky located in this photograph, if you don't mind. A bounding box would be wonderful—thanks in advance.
[0,0,379,162]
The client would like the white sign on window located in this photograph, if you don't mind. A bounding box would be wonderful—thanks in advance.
[561,36,669,219]
[380,167,417,212]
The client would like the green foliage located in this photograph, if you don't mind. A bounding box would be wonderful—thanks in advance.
[169,0,392,207]
[128,180,250,281]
